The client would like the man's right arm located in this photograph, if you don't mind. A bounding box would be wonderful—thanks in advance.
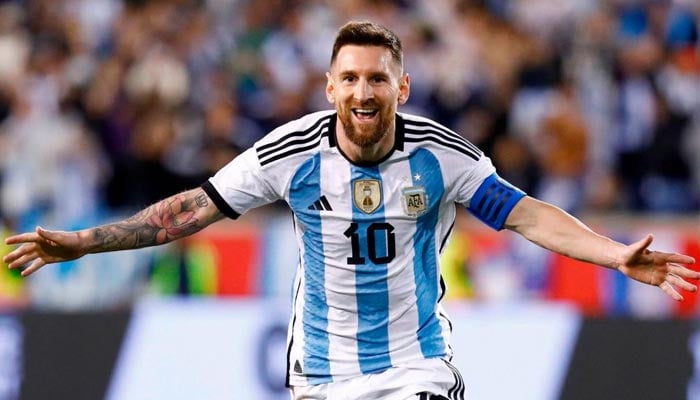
[84,187,224,252]
[4,187,225,276]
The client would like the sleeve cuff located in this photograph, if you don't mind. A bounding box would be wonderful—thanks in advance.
[201,180,241,220]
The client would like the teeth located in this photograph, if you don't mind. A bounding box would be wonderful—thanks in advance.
[354,109,376,114]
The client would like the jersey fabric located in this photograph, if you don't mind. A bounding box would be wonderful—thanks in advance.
[202,110,525,387]
[290,358,464,400]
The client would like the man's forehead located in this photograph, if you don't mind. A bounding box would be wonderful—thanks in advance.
[331,45,401,74]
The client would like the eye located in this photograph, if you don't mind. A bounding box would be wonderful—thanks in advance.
[342,75,356,83]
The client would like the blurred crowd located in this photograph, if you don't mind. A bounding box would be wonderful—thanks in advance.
[0,0,698,312]
[0,0,699,232]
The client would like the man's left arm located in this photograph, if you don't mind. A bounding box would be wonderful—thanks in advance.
[504,196,699,301]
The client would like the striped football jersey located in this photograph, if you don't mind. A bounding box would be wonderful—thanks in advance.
[202,110,525,387]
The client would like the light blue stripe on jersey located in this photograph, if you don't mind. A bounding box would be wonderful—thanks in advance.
[409,149,446,357]
[288,153,330,384]
[350,165,392,374]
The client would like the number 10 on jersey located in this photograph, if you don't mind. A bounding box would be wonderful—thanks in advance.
[343,222,396,265]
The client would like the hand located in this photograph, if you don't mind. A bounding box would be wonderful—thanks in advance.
[617,234,699,301]
[3,227,86,277]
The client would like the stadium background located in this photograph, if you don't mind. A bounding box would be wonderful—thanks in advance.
[0,0,699,399]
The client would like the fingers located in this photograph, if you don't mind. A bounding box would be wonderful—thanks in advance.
[4,232,41,245]
[36,226,60,244]
[660,268,700,302]
[649,256,699,303]
[21,258,46,277]
[3,227,56,270]
[4,226,59,245]
[6,250,39,271]
[668,264,700,280]
[630,234,654,254]
[663,254,697,264]
[2,242,44,276]
[2,243,35,266]
[660,281,684,302]
[666,273,697,293]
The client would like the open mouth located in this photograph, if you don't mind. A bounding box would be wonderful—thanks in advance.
[352,108,379,120]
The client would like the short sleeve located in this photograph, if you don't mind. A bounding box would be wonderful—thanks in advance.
[453,154,497,205]
[205,147,281,218]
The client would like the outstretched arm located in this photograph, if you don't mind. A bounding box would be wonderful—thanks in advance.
[3,187,225,276]
[504,196,698,301]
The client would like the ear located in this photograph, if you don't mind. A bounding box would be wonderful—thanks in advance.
[325,72,335,104]
[397,73,411,105]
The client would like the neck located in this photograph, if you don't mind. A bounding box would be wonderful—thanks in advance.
[335,120,396,164]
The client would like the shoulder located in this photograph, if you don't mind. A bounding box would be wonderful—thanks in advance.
[399,112,482,162]
[255,110,335,168]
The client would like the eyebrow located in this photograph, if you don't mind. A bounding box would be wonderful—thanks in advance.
[337,69,392,79]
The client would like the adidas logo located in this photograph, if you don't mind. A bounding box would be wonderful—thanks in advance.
[308,195,333,211]
[294,360,303,373]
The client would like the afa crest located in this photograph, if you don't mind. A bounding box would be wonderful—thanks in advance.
[353,179,382,214]
[402,186,428,217]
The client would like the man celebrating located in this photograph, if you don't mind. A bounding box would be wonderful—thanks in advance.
[4,21,697,400]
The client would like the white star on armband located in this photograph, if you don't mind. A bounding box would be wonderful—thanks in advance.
[414,173,421,181]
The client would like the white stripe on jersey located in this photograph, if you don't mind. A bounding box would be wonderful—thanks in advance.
[319,152,362,380]
[286,147,458,385]
[379,159,425,365]
[207,110,498,387]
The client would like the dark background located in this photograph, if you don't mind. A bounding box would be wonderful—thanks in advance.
[9,311,697,400]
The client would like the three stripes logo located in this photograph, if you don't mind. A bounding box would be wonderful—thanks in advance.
[308,195,333,211]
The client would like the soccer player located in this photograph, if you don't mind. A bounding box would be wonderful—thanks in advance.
[3,21,698,400]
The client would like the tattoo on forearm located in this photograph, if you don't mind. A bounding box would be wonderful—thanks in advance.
[195,192,208,208]
[86,189,220,252]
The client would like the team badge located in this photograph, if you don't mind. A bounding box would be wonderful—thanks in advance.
[402,186,428,217]
[353,179,382,214]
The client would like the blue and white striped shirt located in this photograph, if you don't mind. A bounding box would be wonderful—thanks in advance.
[203,110,524,386]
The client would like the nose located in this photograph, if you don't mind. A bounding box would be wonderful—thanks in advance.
[353,78,373,102]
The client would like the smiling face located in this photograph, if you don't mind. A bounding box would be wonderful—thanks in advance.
[326,44,410,156]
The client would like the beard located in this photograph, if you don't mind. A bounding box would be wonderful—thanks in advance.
[337,101,393,148]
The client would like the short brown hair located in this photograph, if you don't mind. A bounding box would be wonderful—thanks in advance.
[330,21,403,68]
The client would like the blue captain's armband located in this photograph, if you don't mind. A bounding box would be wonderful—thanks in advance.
[467,173,526,231]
